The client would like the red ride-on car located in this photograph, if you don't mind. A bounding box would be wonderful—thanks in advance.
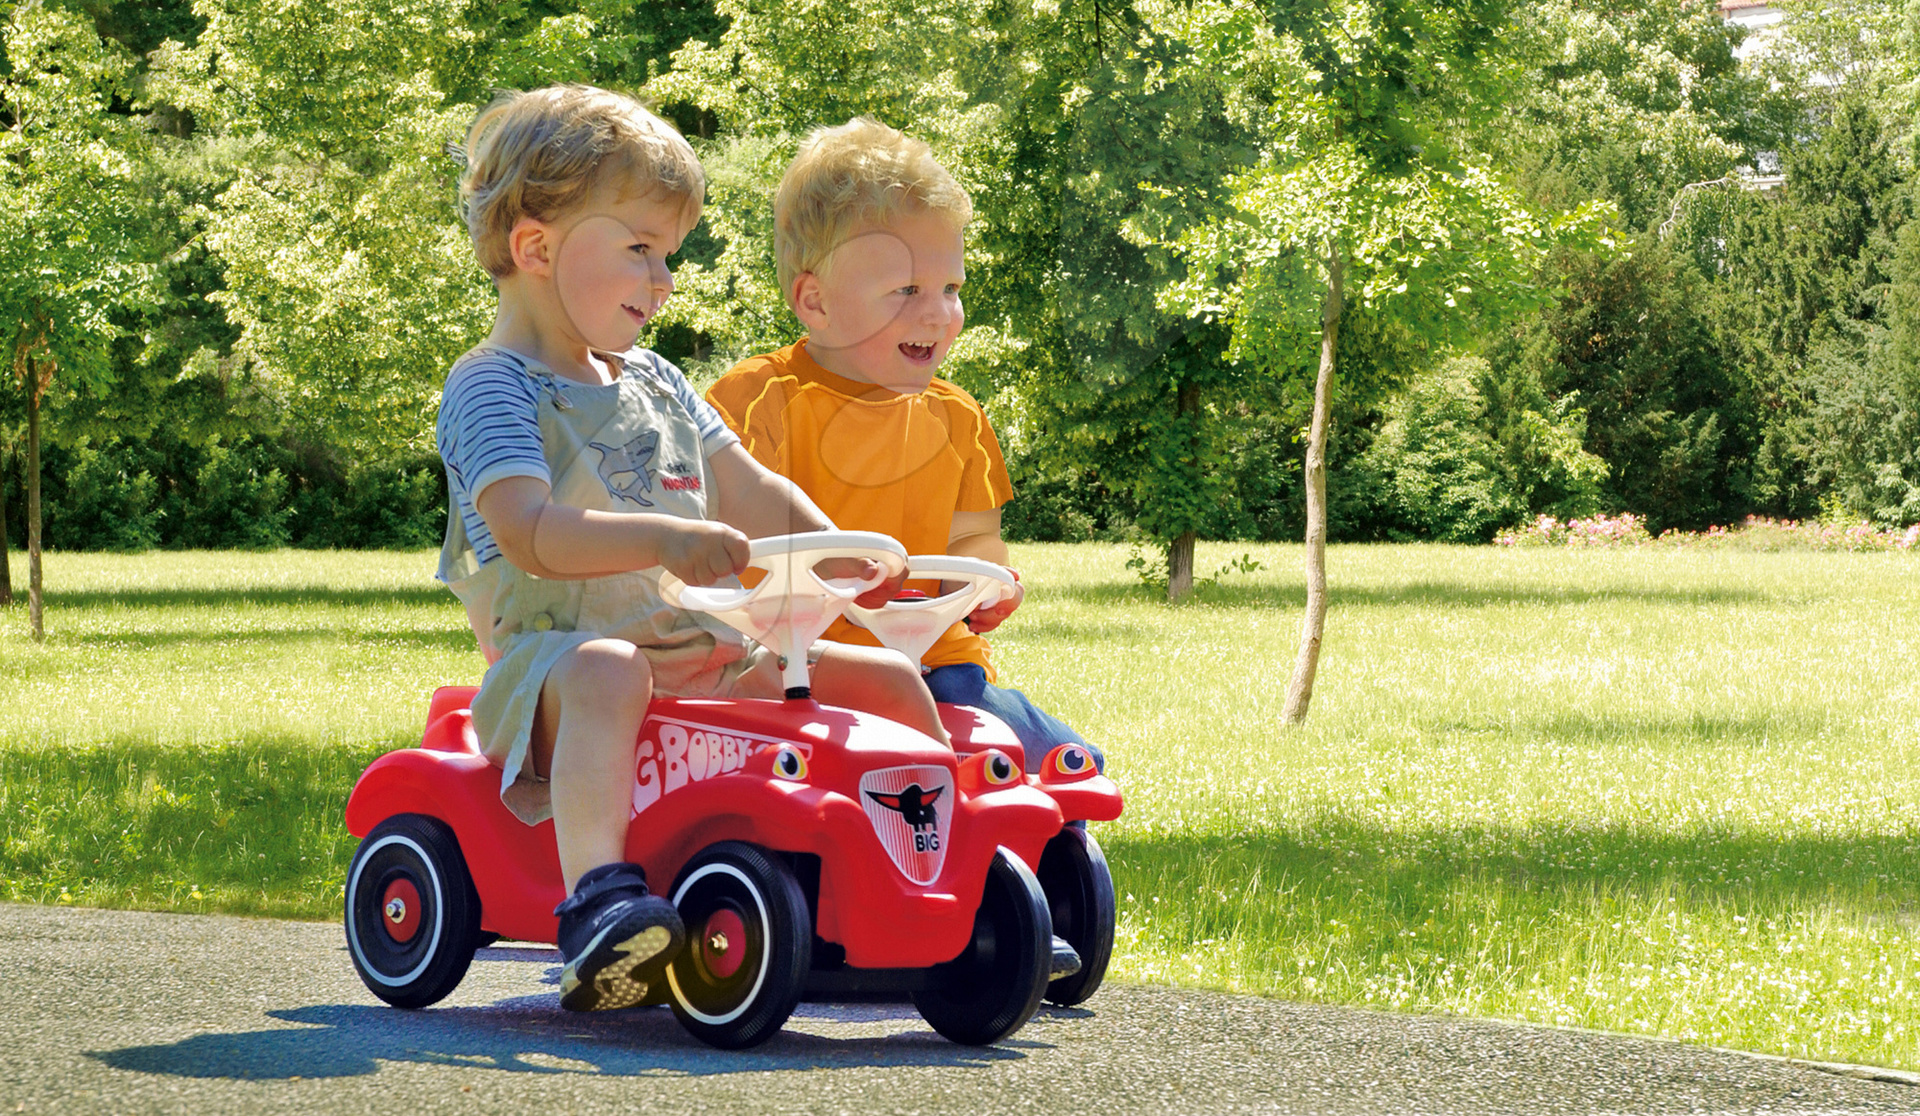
[343,532,1122,1049]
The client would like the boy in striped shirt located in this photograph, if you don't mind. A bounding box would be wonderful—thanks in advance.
[436,87,944,1012]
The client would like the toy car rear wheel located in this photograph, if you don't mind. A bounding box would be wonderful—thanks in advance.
[666,842,811,1049]
[345,814,482,1009]
[1038,825,1116,1006]
[912,846,1052,1045]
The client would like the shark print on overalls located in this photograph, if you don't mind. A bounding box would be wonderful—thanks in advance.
[591,430,661,507]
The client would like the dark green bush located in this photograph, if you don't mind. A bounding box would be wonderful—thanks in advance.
[292,459,446,550]
[42,442,164,552]
[12,433,446,553]
[167,439,294,549]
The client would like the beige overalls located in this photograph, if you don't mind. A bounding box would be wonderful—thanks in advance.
[438,346,778,824]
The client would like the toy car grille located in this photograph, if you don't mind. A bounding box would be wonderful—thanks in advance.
[858,765,954,885]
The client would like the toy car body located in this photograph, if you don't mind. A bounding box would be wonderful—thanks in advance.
[343,534,1121,1048]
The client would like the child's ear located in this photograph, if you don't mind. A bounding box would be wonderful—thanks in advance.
[507,218,554,278]
[790,272,828,330]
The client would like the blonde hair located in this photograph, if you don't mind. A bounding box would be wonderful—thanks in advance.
[458,85,704,278]
[774,117,973,299]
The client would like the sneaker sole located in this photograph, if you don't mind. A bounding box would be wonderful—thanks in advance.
[1050,934,1083,981]
[559,924,678,1012]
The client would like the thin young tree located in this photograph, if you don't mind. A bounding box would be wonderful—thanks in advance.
[1161,0,1614,722]
[0,431,13,605]
[0,2,156,638]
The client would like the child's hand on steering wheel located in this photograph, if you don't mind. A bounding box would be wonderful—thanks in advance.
[963,568,1023,633]
[845,566,908,609]
[811,556,900,607]
[659,521,752,587]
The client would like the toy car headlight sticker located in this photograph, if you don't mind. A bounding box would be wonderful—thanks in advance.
[858,765,955,886]
[772,744,808,781]
[1041,744,1096,783]
[984,752,1019,785]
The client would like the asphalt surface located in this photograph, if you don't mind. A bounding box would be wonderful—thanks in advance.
[4,903,1918,1115]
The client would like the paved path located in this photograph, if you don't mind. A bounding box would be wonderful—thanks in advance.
[3,903,1917,1115]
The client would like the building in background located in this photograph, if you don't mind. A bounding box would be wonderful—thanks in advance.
[1719,0,1784,62]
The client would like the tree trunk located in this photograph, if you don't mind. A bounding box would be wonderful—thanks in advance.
[27,364,44,641]
[1167,531,1195,601]
[1166,381,1202,603]
[0,441,11,607]
[1282,250,1342,725]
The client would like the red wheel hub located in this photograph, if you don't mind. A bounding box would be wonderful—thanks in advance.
[700,908,748,979]
[381,878,423,943]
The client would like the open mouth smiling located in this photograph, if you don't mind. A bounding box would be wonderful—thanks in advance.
[899,342,935,362]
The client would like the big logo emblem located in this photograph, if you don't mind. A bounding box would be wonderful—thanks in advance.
[859,765,955,885]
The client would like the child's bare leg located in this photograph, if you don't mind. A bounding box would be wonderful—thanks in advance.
[529,640,682,1012]
[811,645,951,746]
[530,639,654,890]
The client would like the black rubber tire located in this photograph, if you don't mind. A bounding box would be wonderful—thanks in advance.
[912,846,1052,1045]
[344,814,482,1009]
[666,842,812,1049]
[1038,826,1116,1006]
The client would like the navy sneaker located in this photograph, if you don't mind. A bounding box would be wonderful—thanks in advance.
[1050,934,1083,981]
[554,862,685,1012]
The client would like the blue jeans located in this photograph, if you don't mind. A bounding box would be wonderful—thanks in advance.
[923,663,1106,774]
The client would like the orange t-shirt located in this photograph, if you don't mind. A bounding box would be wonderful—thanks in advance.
[706,339,1013,675]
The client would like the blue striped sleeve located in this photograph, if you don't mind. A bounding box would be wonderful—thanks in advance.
[436,353,549,567]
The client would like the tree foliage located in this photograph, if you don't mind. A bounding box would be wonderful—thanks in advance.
[3,0,1918,578]
[0,0,161,630]
[0,1,155,396]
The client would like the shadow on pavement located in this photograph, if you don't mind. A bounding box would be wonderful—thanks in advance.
[86,1001,1033,1080]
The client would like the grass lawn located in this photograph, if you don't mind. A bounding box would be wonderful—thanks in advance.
[4,543,1919,1067]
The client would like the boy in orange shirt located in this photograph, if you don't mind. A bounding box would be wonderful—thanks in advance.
[706,117,1102,774]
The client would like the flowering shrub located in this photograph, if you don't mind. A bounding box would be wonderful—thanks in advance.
[1658,517,1919,552]
[1494,513,1652,547]
[1495,514,1920,551]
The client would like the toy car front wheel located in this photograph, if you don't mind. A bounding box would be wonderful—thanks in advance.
[912,846,1052,1045]
[345,814,482,1009]
[666,842,812,1049]
[1038,825,1116,1006]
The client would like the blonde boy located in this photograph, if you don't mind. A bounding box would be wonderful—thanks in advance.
[706,118,1102,774]
[439,88,943,1012]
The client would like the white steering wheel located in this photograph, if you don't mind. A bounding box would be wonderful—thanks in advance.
[657,531,907,695]
[843,555,1017,667]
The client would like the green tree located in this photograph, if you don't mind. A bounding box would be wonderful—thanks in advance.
[1355,354,1608,540]
[1496,0,1760,232]
[142,0,492,460]
[0,0,158,636]
[1163,0,1613,721]
[140,0,719,465]
[1700,98,1911,519]
[1761,0,1911,131]
[1487,238,1750,531]
[972,0,1269,600]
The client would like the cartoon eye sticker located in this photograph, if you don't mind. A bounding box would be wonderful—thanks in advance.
[984,752,1019,785]
[772,745,808,781]
[1051,745,1093,777]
